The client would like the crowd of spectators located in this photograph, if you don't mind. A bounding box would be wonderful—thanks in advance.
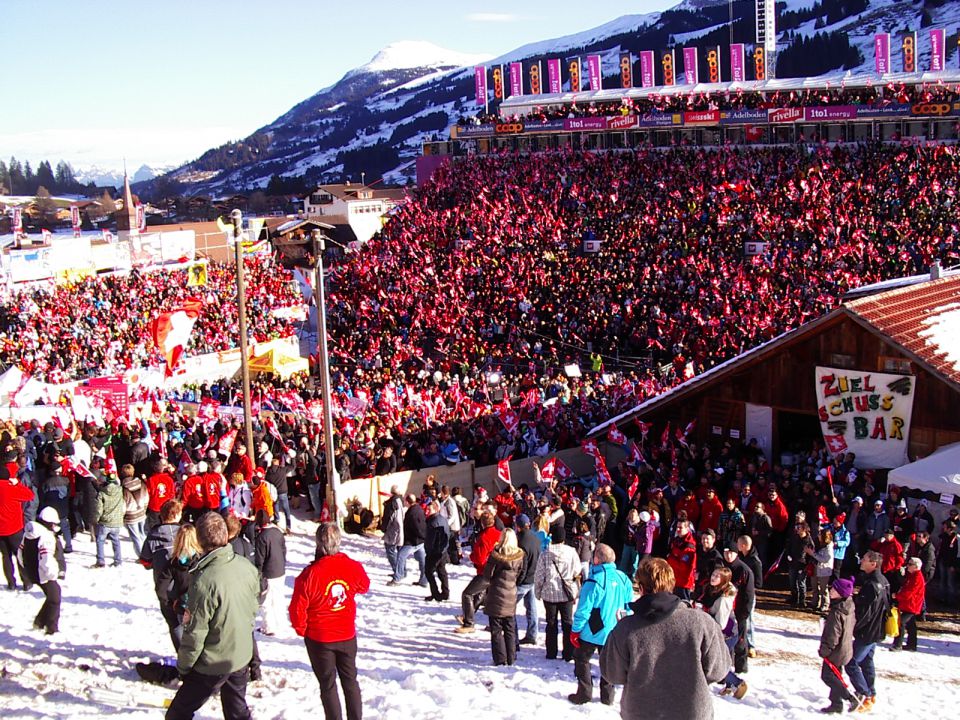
[460,82,960,125]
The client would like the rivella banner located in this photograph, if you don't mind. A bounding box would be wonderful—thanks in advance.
[815,366,915,469]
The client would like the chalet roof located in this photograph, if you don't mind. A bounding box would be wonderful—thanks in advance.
[308,184,404,203]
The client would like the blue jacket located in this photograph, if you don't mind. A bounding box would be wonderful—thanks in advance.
[572,562,633,645]
[832,524,851,561]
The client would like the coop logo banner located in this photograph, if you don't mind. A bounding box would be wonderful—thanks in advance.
[815,366,915,469]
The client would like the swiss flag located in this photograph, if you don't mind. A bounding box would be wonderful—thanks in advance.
[218,428,238,456]
[540,457,556,484]
[635,419,653,438]
[627,441,643,467]
[824,434,848,455]
[497,456,513,487]
[581,439,600,459]
[595,455,612,488]
[553,458,574,481]
[150,299,203,377]
[607,425,627,446]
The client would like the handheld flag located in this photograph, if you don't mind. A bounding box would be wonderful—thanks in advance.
[150,299,203,377]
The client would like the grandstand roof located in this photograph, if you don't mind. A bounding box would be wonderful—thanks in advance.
[589,273,960,436]
[500,70,960,111]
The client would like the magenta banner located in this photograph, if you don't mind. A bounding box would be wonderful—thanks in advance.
[683,47,698,84]
[474,66,487,107]
[804,105,858,121]
[564,117,607,131]
[587,54,602,91]
[639,50,655,88]
[874,34,891,75]
[547,58,562,94]
[930,28,946,72]
[730,44,745,82]
[509,62,523,97]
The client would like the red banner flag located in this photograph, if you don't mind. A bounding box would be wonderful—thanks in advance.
[608,425,627,446]
[150,299,203,377]
[218,428,238,456]
[497,456,512,486]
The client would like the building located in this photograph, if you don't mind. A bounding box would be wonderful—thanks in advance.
[590,269,960,469]
[302,183,405,244]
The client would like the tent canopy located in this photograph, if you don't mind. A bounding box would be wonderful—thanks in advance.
[246,348,308,380]
[888,442,960,496]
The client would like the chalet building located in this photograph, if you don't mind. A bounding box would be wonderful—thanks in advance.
[302,183,405,244]
[590,269,960,469]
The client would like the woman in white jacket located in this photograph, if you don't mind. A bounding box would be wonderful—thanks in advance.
[18,507,66,635]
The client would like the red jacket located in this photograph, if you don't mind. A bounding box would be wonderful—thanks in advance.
[182,474,206,509]
[766,496,790,533]
[896,570,925,615]
[202,472,223,510]
[675,496,700,526]
[146,472,176,513]
[699,496,723,532]
[871,537,904,574]
[0,479,34,536]
[667,531,697,590]
[226,453,254,484]
[471,526,501,574]
[289,552,370,643]
[494,492,517,528]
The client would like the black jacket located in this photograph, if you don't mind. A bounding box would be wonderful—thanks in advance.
[740,547,764,590]
[230,534,255,564]
[254,525,286,580]
[853,569,891,644]
[141,522,179,595]
[696,547,724,587]
[425,513,450,558]
[403,503,427,546]
[726,556,756,623]
[517,528,542,586]
[265,464,289,496]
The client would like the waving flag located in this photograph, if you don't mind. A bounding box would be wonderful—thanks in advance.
[218,428,238,456]
[150,299,203,377]
[540,457,556,484]
[635,419,652,439]
[627,441,643,467]
[104,445,118,477]
[595,454,612,488]
[607,425,627,446]
[554,458,574,482]
[582,439,600,459]
[264,417,289,453]
[497,456,513,486]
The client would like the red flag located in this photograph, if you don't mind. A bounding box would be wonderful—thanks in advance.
[824,434,848,455]
[683,419,696,437]
[553,458,574,481]
[582,439,600,459]
[105,446,118,477]
[540,457,556,484]
[607,425,627,446]
[628,474,639,500]
[263,417,289,453]
[660,422,672,449]
[627,441,643,467]
[497,456,513,487]
[595,455,612,488]
[197,397,220,425]
[150,299,203,377]
[634,419,652,438]
[218,428,238,456]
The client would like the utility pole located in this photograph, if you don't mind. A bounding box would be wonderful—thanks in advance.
[312,228,340,522]
[231,209,255,462]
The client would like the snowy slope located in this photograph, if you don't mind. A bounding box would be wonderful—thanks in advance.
[1,513,958,720]
[345,41,493,78]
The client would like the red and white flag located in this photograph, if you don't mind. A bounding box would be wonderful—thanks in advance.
[497,455,513,487]
[581,439,600,459]
[150,299,203,377]
[197,397,220,425]
[540,457,556,485]
[595,454,612,488]
[634,419,652,439]
[104,446,118,477]
[218,428,238,456]
[607,425,627,446]
[263,417,289,453]
[627,441,643,467]
[553,458,574,481]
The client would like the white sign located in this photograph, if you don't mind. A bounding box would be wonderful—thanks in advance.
[815,366,915,469]
[941,493,955,506]
[744,241,769,256]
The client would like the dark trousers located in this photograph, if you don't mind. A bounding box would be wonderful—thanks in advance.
[1,530,23,589]
[34,581,61,634]
[460,575,488,627]
[424,553,449,600]
[447,534,461,564]
[821,661,854,707]
[489,616,517,666]
[305,636,362,720]
[166,667,251,720]
[573,640,614,704]
[894,612,918,650]
[844,641,876,698]
[160,601,182,651]
[543,600,574,660]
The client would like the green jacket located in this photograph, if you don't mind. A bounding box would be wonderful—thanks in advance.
[177,544,260,676]
[97,480,125,528]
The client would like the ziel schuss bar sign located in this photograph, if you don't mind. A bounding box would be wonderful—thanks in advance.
[815,367,915,469]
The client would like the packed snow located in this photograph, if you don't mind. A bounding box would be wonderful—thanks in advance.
[1,512,957,719]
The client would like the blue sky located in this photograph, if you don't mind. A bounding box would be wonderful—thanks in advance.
[0,0,673,173]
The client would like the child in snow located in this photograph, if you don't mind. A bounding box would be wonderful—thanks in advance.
[817,577,860,713]
[254,509,286,636]
[18,506,66,634]
[806,528,835,613]
[702,567,748,699]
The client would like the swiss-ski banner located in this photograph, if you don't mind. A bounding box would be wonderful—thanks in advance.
[730,43,746,82]
[815,366,915,469]
[929,28,946,72]
[639,50,655,88]
[474,66,487,107]
[547,58,562,93]
[586,54,602,91]
[619,51,632,88]
[874,33,891,75]
[509,62,523,97]
[683,46,698,84]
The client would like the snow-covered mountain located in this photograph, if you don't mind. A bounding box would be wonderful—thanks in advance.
[142,0,959,197]
[76,163,174,189]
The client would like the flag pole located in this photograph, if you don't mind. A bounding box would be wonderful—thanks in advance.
[231,209,256,462]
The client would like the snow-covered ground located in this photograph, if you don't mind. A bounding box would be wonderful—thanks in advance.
[1,514,957,719]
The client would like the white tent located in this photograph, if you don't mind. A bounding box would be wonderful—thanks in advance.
[888,442,960,499]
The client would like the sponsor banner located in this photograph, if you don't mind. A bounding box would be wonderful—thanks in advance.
[457,123,495,138]
[855,103,912,118]
[524,119,566,132]
[495,121,525,134]
[568,58,581,92]
[509,62,523,97]
[564,117,607,131]
[753,45,766,80]
[683,109,720,125]
[730,43,746,82]
[70,205,81,237]
[474,66,487,107]
[744,241,769,256]
[608,115,638,130]
[804,105,858,121]
[12,207,22,233]
[875,33,891,75]
[815,366,914,469]
[619,51,633,89]
[492,65,504,100]
[547,58,562,93]
[930,28,946,72]
[910,101,955,117]
[720,108,768,124]
[706,45,721,83]
[662,49,676,86]
[587,54,602,91]
[901,31,917,73]
[768,107,803,123]
[638,112,680,128]
[639,50,655,88]
[683,46,698,84]
[529,61,542,95]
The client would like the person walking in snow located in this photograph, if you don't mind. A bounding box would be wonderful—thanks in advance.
[95,471,125,567]
[0,464,35,590]
[701,567,748,700]
[17,506,66,635]
[290,522,370,720]
[816,577,860,713]
[890,557,925,652]
[254,508,286,637]
[483,528,525,666]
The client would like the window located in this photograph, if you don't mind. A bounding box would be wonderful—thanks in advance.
[880,356,911,374]
[827,353,855,369]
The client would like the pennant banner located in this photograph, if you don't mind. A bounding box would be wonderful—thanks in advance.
[874,33,891,75]
[509,61,523,97]
[730,43,746,82]
[619,51,633,88]
[492,64,504,100]
[547,58,562,93]
[683,46,699,84]
[814,366,915,469]
[587,54,602,91]
[71,205,81,238]
[12,207,22,233]
[529,61,542,95]
[662,49,676,86]
[930,28,946,72]
[639,50,655,88]
[901,31,917,73]
[706,46,720,83]
[568,58,581,92]
[474,65,487,107]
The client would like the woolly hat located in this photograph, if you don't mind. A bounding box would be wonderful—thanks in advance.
[515,514,531,529]
[831,577,855,599]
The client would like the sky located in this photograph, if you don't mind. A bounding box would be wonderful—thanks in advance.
[0,0,673,174]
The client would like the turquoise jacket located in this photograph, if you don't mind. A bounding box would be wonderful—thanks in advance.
[572,562,633,645]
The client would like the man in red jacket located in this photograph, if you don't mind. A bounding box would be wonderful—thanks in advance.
[290,522,370,720]
[0,466,35,590]
[456,511,500,633]
[146,462,176,530]
[891,557,925,652]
